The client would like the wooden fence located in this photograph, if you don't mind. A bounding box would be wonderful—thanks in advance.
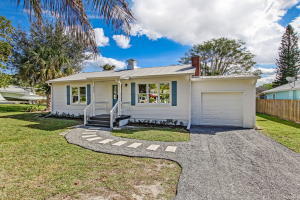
[256,99,300,123]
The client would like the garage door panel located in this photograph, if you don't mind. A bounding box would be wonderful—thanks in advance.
[200,92,243,127]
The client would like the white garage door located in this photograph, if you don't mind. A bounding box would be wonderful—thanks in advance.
[200,92,243,127]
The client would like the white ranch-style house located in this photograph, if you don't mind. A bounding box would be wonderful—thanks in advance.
[47,57,258,129]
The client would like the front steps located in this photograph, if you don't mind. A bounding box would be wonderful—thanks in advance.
[86,114,130,128]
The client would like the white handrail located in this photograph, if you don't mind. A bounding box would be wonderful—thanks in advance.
[110,100,120,128]
[84,103,93,125]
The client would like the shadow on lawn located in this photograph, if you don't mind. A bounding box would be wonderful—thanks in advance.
[0,112,80,131]
[257,113,300,129]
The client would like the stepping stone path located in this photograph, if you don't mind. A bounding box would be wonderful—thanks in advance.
[82,135,97,138]
[112,141,127,146]
[165,146,177,152]
[86,137,102,141]
[80,132,177,153]
[98,139,114,144]
[146,144,160,151]
[127,142,142,148]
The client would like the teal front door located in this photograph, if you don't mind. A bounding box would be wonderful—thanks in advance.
[112,85,118,107]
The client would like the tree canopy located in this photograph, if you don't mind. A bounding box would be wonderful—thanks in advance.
[10,22,89,107]
[180,38,259,76]
[16,0,134,53]
[273,25,300,87]
[102,64,116,71]
[0,16,14,88]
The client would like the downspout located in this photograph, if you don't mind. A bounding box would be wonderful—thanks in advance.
[50,83,53,113]
[187,75,192,130]
[118,80,122,116]
[92,80,95,116]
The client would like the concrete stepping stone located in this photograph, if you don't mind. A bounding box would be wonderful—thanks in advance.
[98,139,113,144]
[86,137,102,141]
[112,141,127,146]
[82,132,97,135]
[165,146,177,152]
[127,143,142,148]
[146,144,160,151]
[82,135,97,138]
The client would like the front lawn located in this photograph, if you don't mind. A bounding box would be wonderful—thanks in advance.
[0,104,181,200]
[113,127,190,142]
[256,113,300,153]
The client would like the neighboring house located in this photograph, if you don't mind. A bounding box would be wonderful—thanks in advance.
[261,80,300,100]
[0,85,46,104]
[47,57,258,129]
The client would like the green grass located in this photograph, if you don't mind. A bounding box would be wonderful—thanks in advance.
[113,127,190,142]
[0,104,181,200]
[256,113,300,153]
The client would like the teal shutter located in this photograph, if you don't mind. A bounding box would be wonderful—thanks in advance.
[87,84,91,105]
[131,82,136,105]
[66,85,70,105]
[171,81,177,106]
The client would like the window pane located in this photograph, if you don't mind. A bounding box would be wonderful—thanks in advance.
[160,94,170,104]
[138,84,146,93]
[160,83,170,94]
[149,93,158,103]
[148,84,158,93]
[72,87,79,103]
[80,87,86,103]
[138,94,147,103]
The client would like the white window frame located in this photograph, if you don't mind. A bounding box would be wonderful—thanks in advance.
[71,86,87,105]
[136,82,171,105]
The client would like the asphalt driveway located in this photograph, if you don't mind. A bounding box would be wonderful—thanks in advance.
[66,126,300,200]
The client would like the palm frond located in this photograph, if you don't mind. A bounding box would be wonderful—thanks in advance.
[18,0,134,53]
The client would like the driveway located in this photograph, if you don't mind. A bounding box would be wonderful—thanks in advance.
[65,126,300,200]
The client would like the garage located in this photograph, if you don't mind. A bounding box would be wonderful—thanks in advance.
[200,92,243,127]
[191,76,257,128]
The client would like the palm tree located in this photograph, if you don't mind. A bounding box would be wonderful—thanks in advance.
[17,0,134,53]
[11,22,89,109]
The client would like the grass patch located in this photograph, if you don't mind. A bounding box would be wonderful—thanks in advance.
[256,113,300,153]
[113,127,190,142]
[0,105,181,200]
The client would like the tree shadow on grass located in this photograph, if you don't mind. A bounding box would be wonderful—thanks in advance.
[257,113,300,129]
[0,112,80,131]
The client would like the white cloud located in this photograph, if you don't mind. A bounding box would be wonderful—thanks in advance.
[255,67,276,74]
[290,16,300,49]
[82,53,126,72]
[94,28,109,47]
[297,4,300,9]
[257,74,276,86]
[130,24,162,40]
[131,0,300,64]
[112,35,131,48]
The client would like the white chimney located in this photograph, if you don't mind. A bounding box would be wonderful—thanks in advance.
[126,59,137,70]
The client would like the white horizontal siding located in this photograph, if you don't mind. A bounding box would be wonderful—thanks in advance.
[52,82,91,116]
[122,76,190,125]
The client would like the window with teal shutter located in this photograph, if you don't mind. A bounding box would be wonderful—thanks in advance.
[66,85,70,105]
[131,82,136,105]
[171,81,177,106]
[87,84,91,105]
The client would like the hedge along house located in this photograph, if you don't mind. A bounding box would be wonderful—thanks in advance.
[47,57,258,129]
[261,80,300,100]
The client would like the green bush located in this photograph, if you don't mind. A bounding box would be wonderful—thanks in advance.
[25,105,46,112]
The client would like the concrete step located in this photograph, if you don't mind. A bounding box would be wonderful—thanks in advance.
[88,120,110,125]
[86,123,111,128]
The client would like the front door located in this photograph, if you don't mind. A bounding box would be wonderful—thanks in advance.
[112,85,118,107]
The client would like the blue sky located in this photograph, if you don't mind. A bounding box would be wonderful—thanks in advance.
[1,0,299,85]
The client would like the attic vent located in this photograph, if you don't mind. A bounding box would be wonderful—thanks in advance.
[126,59,137,70]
